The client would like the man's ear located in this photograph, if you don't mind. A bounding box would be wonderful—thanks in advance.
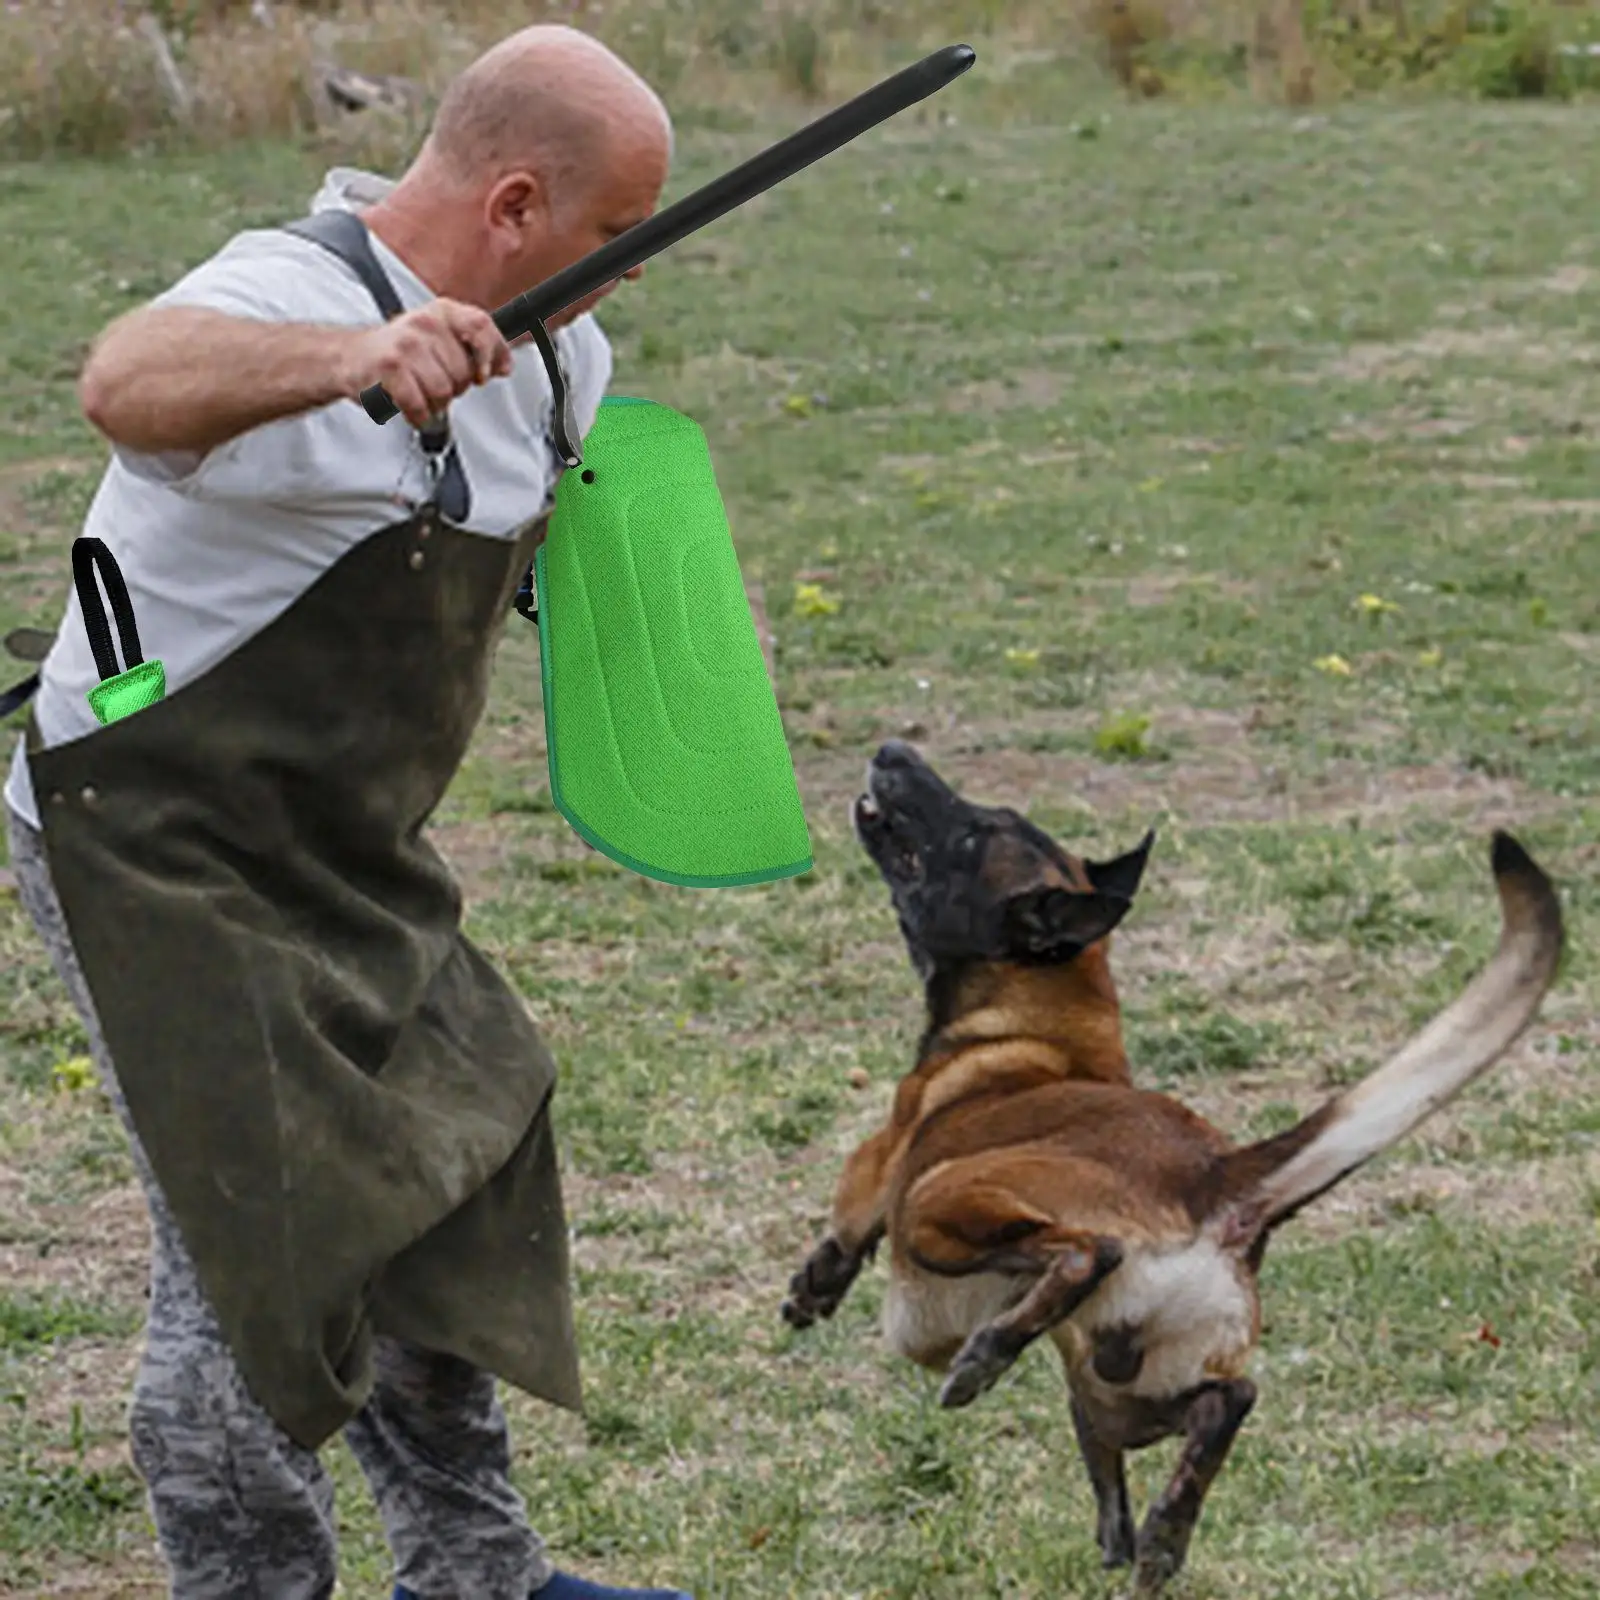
[1083,828,1156,902]
[486,170,548,236]
[1004,886,1136,961]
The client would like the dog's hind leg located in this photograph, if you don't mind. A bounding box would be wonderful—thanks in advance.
[935,1227,1122,1408]
[886,1155,1127,1405]
[898,1178,1124,1410]
[1131,1377,1257,1593]
[1070,1393,1135,1569]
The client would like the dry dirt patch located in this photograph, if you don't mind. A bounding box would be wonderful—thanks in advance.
[940,368,1067,415]
[0,1569,165,1599]
[1320,326,1600,383]
[1329,413,1482,446]
[1503,498,1600,519]
[1291,1143,1594,1244]
[962,728,1540,832]
[783,699,1549,840]
[1535,264,1595,296]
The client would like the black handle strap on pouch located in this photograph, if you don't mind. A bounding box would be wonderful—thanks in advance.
[73,536,146,683]
[0,538,147,721]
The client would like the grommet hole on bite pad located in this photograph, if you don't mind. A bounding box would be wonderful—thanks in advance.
[580,469,596,484]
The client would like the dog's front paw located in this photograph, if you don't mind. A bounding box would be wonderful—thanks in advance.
[779,1286,823,1330]
[780,1236,863,1330]
[937,1327,1017,1409]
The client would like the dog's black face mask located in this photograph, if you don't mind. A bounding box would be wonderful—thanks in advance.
[852,740,1154,983]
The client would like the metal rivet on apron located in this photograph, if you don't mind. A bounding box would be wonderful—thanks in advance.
[50,790,64,805]
[408,550,426,571]
[81,785,98,805]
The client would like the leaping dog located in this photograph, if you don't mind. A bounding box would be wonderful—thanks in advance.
[782,740,1563,1592]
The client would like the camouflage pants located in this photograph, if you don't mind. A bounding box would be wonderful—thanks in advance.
[8,808,554,1600]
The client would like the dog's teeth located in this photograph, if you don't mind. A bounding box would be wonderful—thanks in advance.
[858,796,881,820]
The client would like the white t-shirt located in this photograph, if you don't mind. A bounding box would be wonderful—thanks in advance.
[5,166,611,829]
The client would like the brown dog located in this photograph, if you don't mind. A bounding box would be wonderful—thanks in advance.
[782,740,1564,1591]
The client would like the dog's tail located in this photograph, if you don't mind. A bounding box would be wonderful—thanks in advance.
[1217,832,1564,1243]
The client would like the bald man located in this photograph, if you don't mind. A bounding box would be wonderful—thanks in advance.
[6,25,695,1600]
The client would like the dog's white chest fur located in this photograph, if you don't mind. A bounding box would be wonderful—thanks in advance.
[882,1235,1256,1400]
[882,1268,1019,1368]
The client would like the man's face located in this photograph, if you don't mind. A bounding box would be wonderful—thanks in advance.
[498,129,670,325]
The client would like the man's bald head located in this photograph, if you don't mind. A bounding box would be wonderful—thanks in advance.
[364,24,671,314]
[425,25,672,217]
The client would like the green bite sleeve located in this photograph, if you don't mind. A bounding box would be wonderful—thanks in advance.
[535,396,812,888]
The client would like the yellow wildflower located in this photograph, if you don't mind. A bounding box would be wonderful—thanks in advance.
[793,582,839,618]
[52,1054,96,1093]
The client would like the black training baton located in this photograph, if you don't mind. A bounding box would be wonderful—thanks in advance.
[360,43,977,425]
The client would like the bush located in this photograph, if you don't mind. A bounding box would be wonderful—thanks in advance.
[0,0,1041,160]
[1066,0,1600,103]
[1,0,336,158]
[1446,2,1600,97]
[3,0,1597,162]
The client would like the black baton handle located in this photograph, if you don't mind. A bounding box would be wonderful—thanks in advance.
[360,43,977,426]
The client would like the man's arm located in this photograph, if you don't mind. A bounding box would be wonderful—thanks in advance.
[78,298,516,455]
[78,308,362,457]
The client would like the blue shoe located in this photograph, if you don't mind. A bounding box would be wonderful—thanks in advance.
[535,1575,693,1600]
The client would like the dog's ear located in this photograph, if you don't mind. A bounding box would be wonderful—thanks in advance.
[1003,886,1136,961]
[1083,828,1155,902]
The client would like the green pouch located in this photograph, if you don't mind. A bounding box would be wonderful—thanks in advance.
[87,657,166,726]
[535,397,812,888]
[74,538,166,727]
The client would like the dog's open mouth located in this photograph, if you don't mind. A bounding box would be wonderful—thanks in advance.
[852,744,951,883]
[853,766,925,882]
[854,756,895,836]
[853,756,886,828]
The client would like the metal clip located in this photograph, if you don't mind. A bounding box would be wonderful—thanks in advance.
[527,319,582,470]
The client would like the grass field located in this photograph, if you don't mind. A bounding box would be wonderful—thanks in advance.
[2,46,1598,1600]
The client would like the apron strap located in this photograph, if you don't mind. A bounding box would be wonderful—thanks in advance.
[282,211,471,525]
[72,536,146,682]
[283,210,407,319]
[3,214,549,727]
[282,211,578,629]
[0,672,40,719]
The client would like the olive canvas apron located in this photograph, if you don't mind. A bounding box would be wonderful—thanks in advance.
[19,218,583,1452]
